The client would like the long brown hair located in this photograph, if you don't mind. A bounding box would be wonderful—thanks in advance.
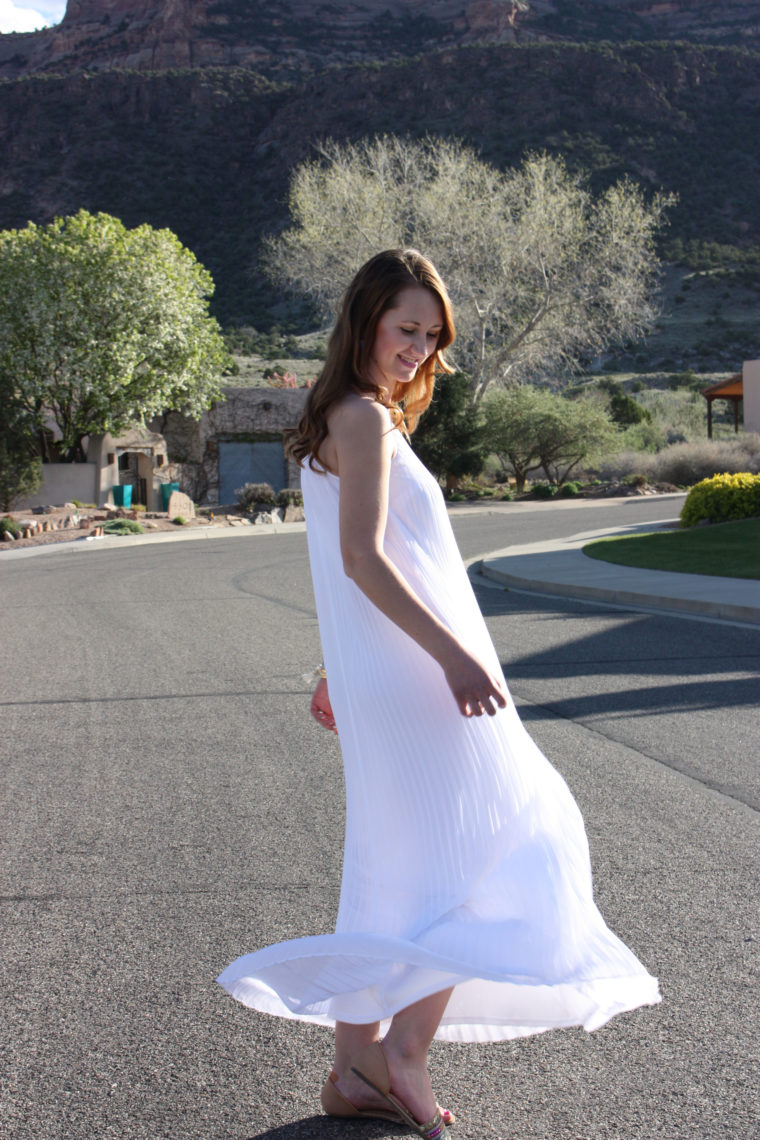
[288,249,455,470]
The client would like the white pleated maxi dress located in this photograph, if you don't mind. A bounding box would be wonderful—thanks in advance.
[217,436,661,1042]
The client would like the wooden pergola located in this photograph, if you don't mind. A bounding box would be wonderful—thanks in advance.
[702,375,743,438]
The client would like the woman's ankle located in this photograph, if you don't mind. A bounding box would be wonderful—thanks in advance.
[382,1032,430,1070]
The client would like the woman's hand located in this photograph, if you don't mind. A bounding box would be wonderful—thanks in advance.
[443,648,508,718]
[310,675,338,734]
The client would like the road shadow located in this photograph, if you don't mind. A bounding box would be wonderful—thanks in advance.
[247,1117,392,1140]
[471,581,760,721]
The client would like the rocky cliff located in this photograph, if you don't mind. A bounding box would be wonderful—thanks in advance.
[1,0,759,77]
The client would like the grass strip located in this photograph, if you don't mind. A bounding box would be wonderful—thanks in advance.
[583,518,760,580]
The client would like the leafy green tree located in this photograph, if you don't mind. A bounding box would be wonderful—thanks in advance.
[482,386,616,490]
[0,381,42,511]
[265,136,672,402]
[0,211,229,461]
[412,372,486,482]
[536,396,617,486]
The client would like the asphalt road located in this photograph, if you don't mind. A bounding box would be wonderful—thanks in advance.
[1,497,758,1140]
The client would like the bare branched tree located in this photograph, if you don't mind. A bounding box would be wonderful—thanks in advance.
[264,136,673,403]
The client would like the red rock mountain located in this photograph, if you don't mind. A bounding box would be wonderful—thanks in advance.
[1,0,759,77]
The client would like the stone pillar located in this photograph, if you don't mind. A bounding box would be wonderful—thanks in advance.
[86,433,119,506]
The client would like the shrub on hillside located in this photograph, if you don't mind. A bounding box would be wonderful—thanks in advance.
[633,389,707,445]
[680,473,760,528]
[599,435,760,486]
[652,436,760,485]
[597,449,656,482]
[0,516,21,537]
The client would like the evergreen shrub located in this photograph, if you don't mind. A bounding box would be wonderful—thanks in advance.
[0,516,21,537]
[681,473,760,528]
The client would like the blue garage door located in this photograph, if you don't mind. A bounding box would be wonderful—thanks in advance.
[218,440,287,505]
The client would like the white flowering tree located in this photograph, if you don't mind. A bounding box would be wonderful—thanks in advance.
[0,210,229,461]
[265,136,672,403]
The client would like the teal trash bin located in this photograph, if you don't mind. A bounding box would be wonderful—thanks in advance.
[112,484,132,508]
[161,482,180,511]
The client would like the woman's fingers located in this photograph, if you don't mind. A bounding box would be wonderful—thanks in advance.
[447,658,508,718]
[310,676,338,734]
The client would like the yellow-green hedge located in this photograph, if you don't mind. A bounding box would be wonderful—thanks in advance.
[680,472,760,528]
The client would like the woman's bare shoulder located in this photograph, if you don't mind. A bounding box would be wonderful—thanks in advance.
[328,393,393,440]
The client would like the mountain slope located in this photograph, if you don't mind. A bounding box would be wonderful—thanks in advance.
[0,38,758,374]
[1,0,760,78]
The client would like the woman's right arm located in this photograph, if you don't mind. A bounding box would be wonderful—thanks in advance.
[331,398,507,718]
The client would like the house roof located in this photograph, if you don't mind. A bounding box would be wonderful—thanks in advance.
[701,375,743,399]
[111,426,166,450]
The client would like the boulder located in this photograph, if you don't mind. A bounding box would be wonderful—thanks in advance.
[253,508,284,525]
[167,490,195,520]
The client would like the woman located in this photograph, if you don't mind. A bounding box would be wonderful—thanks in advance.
[217,250,660,1138]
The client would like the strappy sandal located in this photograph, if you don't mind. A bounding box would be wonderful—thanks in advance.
[349,1042,448,1139]
[321,1068,455,1127]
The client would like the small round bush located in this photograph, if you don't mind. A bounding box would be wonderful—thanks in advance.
[172,516,187,526]
[276,488,304,508]
[531,483,555,499]
[103,519,145,535]
[498,490,513,501]
[623,473,649,488]
[448,492,466,502]
[559,481,581,497]
[0,517,21,537]
[236,482,276,510]
[680,472,760,528]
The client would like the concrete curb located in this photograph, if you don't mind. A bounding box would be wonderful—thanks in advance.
[0,519,307,560]
[475,558,760,626]
[474,521,760,627]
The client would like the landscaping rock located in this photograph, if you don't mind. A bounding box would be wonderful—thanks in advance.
[283,504,305,523]
[253,509,283,525]
[2,530,16,541]
[167,490,195,520]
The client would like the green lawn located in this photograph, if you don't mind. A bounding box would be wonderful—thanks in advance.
[583,518,760,580]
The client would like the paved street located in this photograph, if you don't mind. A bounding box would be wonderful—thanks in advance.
[1,498,758,1140]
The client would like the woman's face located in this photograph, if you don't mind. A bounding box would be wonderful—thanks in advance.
[368,285,443,396]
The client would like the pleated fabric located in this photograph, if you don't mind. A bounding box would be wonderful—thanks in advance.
[217,436,660,1041]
